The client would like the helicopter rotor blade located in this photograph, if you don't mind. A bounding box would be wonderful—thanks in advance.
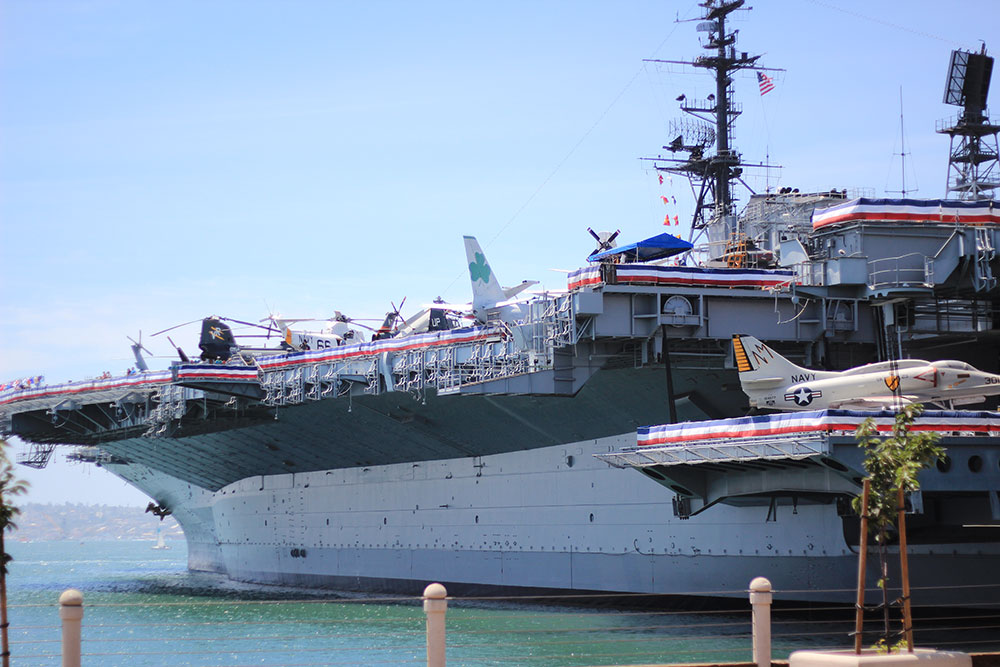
[127,336,154,356]
[151,319,203,337]
[218,316,274,331]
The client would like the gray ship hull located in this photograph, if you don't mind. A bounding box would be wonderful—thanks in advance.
[107,426,1000,606]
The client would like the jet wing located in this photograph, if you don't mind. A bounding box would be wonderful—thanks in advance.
[950,395,987,406]
[502,280,539,300]
[830,395,917,409]
[741,377,785,388]
[839,359,929,376]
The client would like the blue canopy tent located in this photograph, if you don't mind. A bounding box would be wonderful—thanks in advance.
[587,232,693,263]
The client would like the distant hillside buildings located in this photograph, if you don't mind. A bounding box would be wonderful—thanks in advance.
[13,503,184,542]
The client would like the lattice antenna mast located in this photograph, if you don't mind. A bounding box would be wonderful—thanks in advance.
[887,87,917,197]
[642,0,781,238]
[937,45,998,200]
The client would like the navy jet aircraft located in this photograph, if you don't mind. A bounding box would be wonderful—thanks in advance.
[733,334,1000,411]
[463,235,537,325]
[423,237,537,327]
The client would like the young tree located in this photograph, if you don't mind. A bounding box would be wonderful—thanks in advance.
[0,439,28,667]
[852,404,945,651]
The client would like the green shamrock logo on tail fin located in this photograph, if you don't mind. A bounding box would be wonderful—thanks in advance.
[469,252,491,284]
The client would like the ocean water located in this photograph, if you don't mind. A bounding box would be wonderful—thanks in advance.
[5,541,997,666]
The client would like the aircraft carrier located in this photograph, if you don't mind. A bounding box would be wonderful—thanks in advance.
[3,1,999,604]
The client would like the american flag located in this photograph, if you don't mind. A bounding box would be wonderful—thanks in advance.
[757,71,775,96]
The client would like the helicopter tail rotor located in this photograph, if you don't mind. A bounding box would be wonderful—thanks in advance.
[166,336,190,363]
[127,331,153,372]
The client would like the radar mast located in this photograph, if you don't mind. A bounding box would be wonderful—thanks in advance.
[643,0,780,260]
[938,45,998,200]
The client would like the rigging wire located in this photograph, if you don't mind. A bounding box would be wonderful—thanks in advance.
[804,0,965,47]
[437,6,697,298]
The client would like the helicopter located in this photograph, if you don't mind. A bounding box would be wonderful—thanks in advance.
[152,315,280,362]
[149,236,539,363]
[262,311,375,351]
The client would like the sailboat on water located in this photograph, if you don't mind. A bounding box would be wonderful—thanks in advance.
[152,524,170,550]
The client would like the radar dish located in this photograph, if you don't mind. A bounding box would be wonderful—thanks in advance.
[943,48,993,112]
[668,118,716,150]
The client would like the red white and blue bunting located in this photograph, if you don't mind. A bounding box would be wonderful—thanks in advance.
[174,365,260,382]
[0,371,173,407]
[569,264,793,291]
[812,198,1000,230]
[616,264,794,288]
[567,266,602,291]
[638,409,1000,447]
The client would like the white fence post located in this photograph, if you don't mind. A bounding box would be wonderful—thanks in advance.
[750,577,772,667]
[423,583,447,667]
[59,589,83,667]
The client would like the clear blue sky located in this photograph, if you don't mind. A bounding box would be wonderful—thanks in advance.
[2,0,996,505]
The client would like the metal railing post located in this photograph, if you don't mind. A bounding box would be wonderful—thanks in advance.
[423,583,447,667]
[749,577,772,667]
[59,589,83,667]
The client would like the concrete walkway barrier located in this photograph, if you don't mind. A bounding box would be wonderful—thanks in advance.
[424,583,447,667]
[750,577,773,667]
[59,589,83,667]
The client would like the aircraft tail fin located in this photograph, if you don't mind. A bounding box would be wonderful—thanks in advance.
[199,317,237,361]
[464,236,506,312]
[732,334,811,402]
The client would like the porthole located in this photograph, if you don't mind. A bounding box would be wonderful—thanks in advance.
[936,456,951,473]
[968,455,983,473]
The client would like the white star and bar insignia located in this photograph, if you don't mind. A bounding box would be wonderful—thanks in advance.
[785,386,822,407]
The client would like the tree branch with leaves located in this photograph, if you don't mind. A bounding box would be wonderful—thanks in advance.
[0,438,28,667]
[851,404,945,652]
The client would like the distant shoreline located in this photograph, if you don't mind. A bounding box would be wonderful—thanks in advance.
[13,502,185,542]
